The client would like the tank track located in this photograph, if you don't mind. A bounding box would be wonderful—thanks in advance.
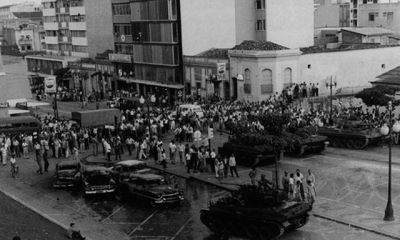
[200,211,285,240]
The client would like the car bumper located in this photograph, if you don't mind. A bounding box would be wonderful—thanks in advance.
[154,196,184,204]
[53,182,76,188]
[85,188,116,194]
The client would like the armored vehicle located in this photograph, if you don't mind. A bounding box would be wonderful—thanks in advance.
[200,185,312,240]
[318,119,382,149]
[218,143,276,167]
[200,184,312,239]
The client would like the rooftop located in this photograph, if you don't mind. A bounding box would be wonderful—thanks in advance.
[195,48,230,59]
[12,12,43,19]
[341,27,394,36]
[374,66,400,86]
[231,40,289,51]
[300,43,400,54]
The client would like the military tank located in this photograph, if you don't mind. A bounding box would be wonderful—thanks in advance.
[318,118,382,149]
[218,142,277,167]
[200,184,312,239]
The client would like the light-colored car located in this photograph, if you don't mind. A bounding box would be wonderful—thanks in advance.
[108,160,153,183]
[81,166,116,195]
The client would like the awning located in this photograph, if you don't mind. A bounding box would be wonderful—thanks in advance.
[117,76,184,89]
[371,66,400,86]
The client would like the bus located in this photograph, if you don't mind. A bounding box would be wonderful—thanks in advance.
[0,116,42,135]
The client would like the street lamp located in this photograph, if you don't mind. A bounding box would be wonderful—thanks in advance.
[325,76,337,123]
[380,101,400,221]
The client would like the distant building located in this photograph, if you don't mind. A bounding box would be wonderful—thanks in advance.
[0,2,42,20]
[348,0,399,27]
[314,0,350,28]
[358,2,400,34]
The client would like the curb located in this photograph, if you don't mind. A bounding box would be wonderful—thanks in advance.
[313,212,400,240]
[0,186,93,240]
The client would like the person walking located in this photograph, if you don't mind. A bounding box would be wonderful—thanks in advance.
[307,169,317,196]
[22,139,29,159]
[249,166,257,185]
[169,140,177,164]
[36,151,43,174]
[178,143,185,164]
[161,149,167,169]
[105,141,111,161]
[289,173,295,200]
[185,150,191,173]
[43,149,49,172]
[214,156,220,178]
[306,180,316,204]
[296,169,305,200]
[229,154,239,177]
[217,159,224,182]
[281,171,290,195]
[1,144,6,165]
[139,139,147,160]
[114,138,122,161]
[126,136,134,156]
[54,137,60,158]
[210,149,216,173]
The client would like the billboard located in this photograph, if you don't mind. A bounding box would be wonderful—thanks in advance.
[45,76,57,93]
[217,63,226,81]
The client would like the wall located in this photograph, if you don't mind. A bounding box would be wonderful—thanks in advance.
[342,30,362,43]
[358,3,400,34]
[266,0,314,48]
[85,0,114,58]
[315,1,340,28]
[298,46,400,96]
[181,0,237,55]
[234,0,257,44]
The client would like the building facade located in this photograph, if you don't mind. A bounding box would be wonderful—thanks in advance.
[315,0,350,28]
[0,2,42,20]
[348,0,399,27]
[41,0,113,58]
[358,2,400,34]
[110,0,184,103]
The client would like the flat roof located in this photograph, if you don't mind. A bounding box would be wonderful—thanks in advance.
[341,27,394,36]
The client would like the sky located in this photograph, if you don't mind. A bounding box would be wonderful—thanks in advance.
[0,0,41,7]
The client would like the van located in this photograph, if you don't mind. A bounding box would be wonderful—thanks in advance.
[178,104,204,118]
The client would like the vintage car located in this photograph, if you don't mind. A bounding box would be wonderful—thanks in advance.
[81,166,116,195]
[108,160,153,183]
[119,173,184,207]
[53,160,81,188]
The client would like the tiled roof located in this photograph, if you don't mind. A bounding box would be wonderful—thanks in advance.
[300,43,400,54]
[195,48,230,59]
[341,27,394,36]
[231,40,289,51]
[372,66,400,86]
[389,34,400,40]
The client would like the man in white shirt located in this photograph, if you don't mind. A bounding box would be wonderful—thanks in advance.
[229,154,239,177]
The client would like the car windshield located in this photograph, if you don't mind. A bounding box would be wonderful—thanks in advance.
[59,165,78,171]
[86,175,110,184]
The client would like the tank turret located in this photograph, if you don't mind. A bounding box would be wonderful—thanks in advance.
[200,183,312,239]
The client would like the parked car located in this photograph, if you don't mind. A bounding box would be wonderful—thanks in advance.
[81,166,116,195]
[53,160,81,188]
[118,173,184,207]
[108,160,152,183]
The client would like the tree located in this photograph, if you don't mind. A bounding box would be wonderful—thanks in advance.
[355,85,400,109]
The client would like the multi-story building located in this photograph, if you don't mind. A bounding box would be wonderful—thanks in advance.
[110,0,183,102]
[314,0,350,28]
[41,0,113,58]
[348,0,399,27]
[358,2,400,34]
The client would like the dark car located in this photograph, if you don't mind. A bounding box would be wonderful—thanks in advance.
[81,166,116,195]
[53,160,81,188]
[119,173,184,207]
[107,160,151,183]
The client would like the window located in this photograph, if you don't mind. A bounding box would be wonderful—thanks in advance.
[112,3,131,15]
[383,12,387,17]
[261,69,272,95]
[256,0,265,9]
[114,24,132,36]
[387,12,394,21]
[283,68,292,89]
[369,13,375,21]
[382,64,386,68]
[244,69,251,94]
[375,12,378,17]
[308,64,311,69]
[194,67,202,81]
[256,20,265,31]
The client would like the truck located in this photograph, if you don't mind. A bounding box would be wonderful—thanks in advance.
[71,108,121,127]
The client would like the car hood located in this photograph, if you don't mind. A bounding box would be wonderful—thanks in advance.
[56,170,78,177]
[146,185,179,195]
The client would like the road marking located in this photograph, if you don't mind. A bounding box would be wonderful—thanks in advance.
[101,203,127,223]
[128,210,157,236]
[171,216,193,240]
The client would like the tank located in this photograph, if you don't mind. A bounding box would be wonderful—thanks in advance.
[218,142,277,167]
[317,119,382,149]
[200,184,312,239]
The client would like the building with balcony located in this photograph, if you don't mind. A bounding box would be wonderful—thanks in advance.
[110,0,183,103]
[347,0,399,27]
[41,0,113,58]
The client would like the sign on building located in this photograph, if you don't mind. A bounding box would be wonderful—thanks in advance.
[45,76,57,93]
[217,63,226,81]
